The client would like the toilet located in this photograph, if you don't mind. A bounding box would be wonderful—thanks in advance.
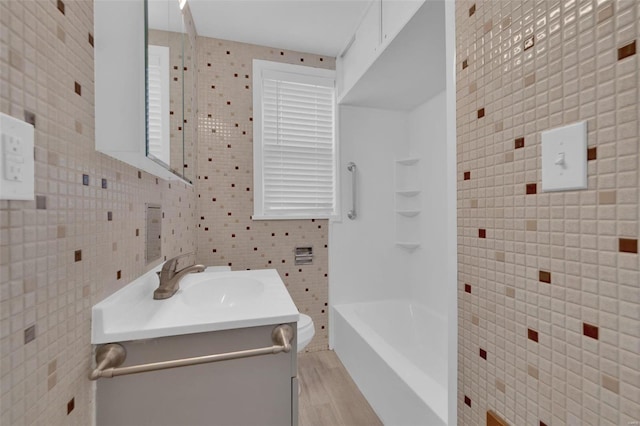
[297,314,315,352]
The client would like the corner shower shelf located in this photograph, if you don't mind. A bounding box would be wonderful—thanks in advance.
[396,190,421,197]
[395,242,420,251]
[396,210,420,217]
[396,158,419,166]
[394,157,421,253]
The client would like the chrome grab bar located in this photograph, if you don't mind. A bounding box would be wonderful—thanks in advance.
[347,162,357,220]
[89,324,294,381]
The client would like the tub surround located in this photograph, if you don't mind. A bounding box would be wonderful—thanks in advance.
[330,1,457,424]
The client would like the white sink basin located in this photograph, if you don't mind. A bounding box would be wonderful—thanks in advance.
[91,268,299,344]
[181,276,264,308]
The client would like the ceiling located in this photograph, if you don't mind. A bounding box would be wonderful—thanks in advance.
[186,0,370,57]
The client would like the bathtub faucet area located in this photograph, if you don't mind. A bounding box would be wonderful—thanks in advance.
[154,253,205,300]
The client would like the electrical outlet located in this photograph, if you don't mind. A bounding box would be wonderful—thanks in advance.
[0,113,35,200]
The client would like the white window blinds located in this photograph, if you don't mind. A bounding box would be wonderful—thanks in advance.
[147,45,170,166]
[253,61,337,219]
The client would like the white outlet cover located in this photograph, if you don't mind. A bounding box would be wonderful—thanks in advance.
[541,121,587,192]
[0,113,35,200]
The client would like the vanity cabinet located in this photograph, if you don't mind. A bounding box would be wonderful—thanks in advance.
[96,324,298,426]
[337,0,424,101]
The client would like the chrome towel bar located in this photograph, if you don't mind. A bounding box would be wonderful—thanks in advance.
[347,162,357,220]
[89,324,293,381]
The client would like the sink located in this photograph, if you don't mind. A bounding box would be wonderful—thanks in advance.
[91,267,299,344]
[181,276,264,308]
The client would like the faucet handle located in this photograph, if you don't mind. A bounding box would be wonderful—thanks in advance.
[162,252,196,274]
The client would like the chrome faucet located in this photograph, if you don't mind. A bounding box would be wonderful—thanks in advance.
[154,253,205,300]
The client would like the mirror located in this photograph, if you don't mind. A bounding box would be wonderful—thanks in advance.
[146,0,197,183]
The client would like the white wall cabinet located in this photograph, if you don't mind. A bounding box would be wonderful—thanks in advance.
[381,0,424,47]
[338,0,380,97]
[337,0,424,102]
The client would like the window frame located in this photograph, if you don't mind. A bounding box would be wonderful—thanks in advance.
[252,59,339,220]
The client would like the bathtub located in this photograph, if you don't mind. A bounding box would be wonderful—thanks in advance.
[333,300,448,426]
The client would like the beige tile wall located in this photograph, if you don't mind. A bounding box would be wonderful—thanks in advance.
[0,0,196,424]
[195,37,334,352]
[456,0,638,425]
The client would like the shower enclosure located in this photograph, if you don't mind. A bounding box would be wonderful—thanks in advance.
[329,1,457,424]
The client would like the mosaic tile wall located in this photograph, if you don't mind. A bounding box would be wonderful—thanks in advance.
[456,0,638,425]
[195,37,334,352]
[0,0,197,424]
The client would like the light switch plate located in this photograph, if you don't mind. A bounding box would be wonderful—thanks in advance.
[541,121,587,192]
[0,113,35,200]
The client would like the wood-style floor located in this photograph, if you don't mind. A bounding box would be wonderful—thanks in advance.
[298,350,383,426]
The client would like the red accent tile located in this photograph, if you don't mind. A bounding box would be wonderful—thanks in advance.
[24,110,36,126]
[583,323,599,340]
[465,284,471,293]
[618,40,636,60]
[540,422,548,426]
[479,229,486,238]
[479,348,487,359]
[67,398,74,414]
[464,171,471,180]
[468,4,476,16]
[74,250,82,262]
[477,108,485,119]
[74,82,81,96]
[526,183,537,194]
[528,329,538,342]
[464,395,471,407]
[462,59,468,69]
[57,0,65,14]
[619,238,638,253]
[116,270,121,280]
[88,33,94,47]
[514,137,525,149]
[539,270,551,283]
[587,147,597,160]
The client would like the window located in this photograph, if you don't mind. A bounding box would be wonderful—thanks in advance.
[252,60,337,220]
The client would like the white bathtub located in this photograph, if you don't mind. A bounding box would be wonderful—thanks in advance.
[333,300,448,426]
